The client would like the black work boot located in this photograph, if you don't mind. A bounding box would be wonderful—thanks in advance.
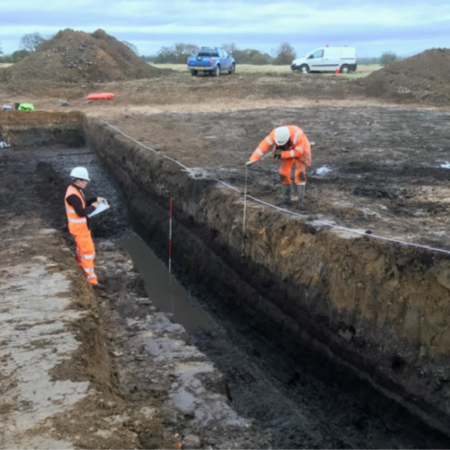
[281,184,292,205]
[297,184,306,207]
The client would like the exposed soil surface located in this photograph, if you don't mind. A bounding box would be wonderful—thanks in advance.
[362,49,450,105]
[0,145,167,449]
[0,29,161,84]
[2,43,450,448]
[100,105,450,251]
[1,143,446,449]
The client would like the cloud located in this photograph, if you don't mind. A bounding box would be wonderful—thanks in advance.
[0,0,449,56]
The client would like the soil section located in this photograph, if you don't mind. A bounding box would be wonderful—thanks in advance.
[86,114,450,440]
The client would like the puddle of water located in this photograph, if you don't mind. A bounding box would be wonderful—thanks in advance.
[316,165,332,175]
[120,234,214,332]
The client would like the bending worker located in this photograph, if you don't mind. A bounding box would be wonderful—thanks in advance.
[246,125,311,206]
[65,167,106,289]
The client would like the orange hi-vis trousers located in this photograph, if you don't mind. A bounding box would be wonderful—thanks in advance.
[279,158,307,185]
[75,231,98,285]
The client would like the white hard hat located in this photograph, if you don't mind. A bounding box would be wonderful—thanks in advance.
[274,127,290,146]
[70,167,90,181]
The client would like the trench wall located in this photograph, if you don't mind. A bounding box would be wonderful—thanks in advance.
[0,111,85,147]
[85,116,450,437]
[3,111,450,437]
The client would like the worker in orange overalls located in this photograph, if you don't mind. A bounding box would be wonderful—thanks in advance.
[65,167,106,289]
[246,126,311,206]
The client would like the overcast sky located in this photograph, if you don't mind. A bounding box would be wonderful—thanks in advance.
[1,0,449,58]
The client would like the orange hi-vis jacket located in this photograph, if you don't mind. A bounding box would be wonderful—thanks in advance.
[65,185,88,235]
[250,125,311,165]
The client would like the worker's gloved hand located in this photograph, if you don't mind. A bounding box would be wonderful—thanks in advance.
[245,161,254,167]
[274,148,282,160]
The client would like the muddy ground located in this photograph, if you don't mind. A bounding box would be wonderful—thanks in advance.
[1,142,447,449]
[2,69,449,251]
[2,68,450,448]
[96,105,450,251]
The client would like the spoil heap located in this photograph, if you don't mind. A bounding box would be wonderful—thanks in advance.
[361,48,450,105]
[0,29,160,83]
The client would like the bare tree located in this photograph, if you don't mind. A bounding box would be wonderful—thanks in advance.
[273,43,296,65]
[20,32,46,52]
[174,43,198,63]
[122,41,139,55]
[0,42,3,56]
[155,43,199,63]
[380,51,398,66]
[222,43,237,56]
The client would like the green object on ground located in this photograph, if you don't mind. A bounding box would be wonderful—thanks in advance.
[17,103,35,111]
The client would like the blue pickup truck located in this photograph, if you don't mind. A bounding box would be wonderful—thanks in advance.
[187,47,236,76]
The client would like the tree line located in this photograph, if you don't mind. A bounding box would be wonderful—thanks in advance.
[141,42,297,65]
[0,34,400,67]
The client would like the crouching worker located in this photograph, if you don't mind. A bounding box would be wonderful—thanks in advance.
[65,167,106,289]
[246,126,311,207]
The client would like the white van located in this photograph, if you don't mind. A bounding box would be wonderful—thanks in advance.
[291,46,357,74]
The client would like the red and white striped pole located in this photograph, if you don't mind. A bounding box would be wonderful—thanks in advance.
[169,198,173,274]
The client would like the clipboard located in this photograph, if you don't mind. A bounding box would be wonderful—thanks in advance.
[88,200,110,218]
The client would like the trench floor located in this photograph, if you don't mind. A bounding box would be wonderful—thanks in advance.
[0,144,446,448]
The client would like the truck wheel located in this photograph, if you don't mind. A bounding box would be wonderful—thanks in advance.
[299,64,310,74]
[340,64,350,74]
[214,65,221,77]
[228,63,235,74]
[191,70,198,76]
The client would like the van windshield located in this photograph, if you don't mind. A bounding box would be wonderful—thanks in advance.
[307,49,324,59]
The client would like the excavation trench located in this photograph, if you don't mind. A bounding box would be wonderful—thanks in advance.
[1,111,450,448]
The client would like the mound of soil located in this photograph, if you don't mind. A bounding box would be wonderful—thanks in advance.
[361,49,450,105]
[0,29,160,83]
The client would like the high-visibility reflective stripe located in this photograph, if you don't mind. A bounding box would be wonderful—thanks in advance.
[293,130,303,144]
[295,146,303,151]
[81,254,95,260]
[66,208,76,213]
[68,218,87,223]
[256,148,264,156]
[83,268,95,273]
[290,150,295,158]
[86,274,97,280]
[265,136,273,145]
[66,188,78,196]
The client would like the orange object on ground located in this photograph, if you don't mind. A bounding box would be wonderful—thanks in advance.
[249,125,311,185]
[65,185,98,285]
[86,92,115,100]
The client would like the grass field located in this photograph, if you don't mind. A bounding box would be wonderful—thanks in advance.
[0,63,13,69]
[152,63,381,77]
